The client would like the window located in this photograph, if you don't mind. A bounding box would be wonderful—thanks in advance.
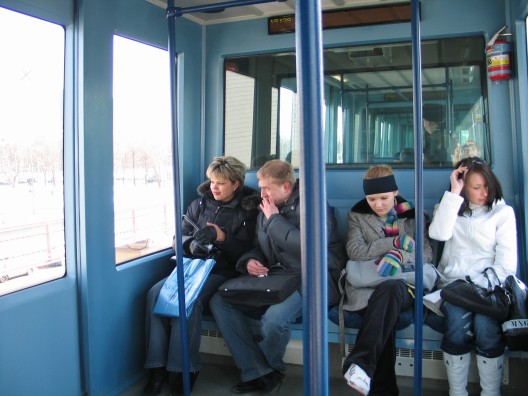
[224,37,489,169]
[113,35,175,264]
[0,7,66,295]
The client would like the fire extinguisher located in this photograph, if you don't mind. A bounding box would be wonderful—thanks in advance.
[486,26,513,83]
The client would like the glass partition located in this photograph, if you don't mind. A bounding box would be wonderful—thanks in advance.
[224,36,488,169]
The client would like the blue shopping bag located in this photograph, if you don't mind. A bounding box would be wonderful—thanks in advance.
[153,256,216,318]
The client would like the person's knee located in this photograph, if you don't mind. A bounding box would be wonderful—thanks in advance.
[473,314,505,356]
[146,288,157,308]
[372,279,408,300]
[260,310,294,336]
[208,292,223,313]
[441,303,474,351]
[261,312,285,332]
[146,279,165,309]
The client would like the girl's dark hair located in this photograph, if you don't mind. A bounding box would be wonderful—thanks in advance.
[453,156,503,215]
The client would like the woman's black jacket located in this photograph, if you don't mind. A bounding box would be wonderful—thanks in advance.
[178,182,260,277]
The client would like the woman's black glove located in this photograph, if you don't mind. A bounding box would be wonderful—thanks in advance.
[194,226,217,245]
[189,239,214,258]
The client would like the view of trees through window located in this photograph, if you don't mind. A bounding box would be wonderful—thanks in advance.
[0,7,66,295]
[113,35,175,264]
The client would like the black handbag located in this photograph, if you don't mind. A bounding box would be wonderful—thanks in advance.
[440,267,511,321]
[218,268,301,308]
[502,275,528,351]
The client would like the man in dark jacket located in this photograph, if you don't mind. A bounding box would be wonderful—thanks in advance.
[210,159,345,394]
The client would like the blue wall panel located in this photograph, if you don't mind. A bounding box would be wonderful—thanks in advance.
[78,1,203,394]
[0,1,82,395]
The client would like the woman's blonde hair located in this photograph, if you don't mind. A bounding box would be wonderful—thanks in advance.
[206,156,246,186]
[364,164,394,180]
[362,165,398,195]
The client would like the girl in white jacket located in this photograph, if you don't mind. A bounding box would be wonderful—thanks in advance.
[428,157,517,396]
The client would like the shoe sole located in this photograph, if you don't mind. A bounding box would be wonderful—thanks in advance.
[346,379,369,396]
[231,383,265,394]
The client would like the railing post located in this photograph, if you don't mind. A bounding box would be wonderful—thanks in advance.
[166,0,191,395]
[410,0,424,394]
[296,0,328,395]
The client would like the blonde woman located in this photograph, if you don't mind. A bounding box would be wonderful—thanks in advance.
[143,156,259,395]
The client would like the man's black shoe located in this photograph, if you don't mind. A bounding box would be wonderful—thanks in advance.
[232,371,285,394]
[261,371,285,394]
[232,377,266,394]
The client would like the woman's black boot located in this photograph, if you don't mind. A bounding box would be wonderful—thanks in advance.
[143,367,167,395]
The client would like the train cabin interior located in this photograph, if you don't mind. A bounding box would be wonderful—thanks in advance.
[1,0,528,395]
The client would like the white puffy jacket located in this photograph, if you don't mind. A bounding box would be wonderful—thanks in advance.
[429,191,517,288]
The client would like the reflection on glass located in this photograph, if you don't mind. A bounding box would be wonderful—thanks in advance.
[113,35,175,265]
[0,7,66,295]
[224,37,488,169]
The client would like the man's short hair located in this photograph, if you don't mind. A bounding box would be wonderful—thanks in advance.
[256,159,296,186]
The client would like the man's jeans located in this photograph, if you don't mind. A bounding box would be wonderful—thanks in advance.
[209,290,302,382]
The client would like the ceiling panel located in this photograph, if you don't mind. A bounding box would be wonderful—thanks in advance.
[147,0,408,25]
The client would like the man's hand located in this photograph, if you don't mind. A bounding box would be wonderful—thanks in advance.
[246,259,269,277]
[260,197,279,220]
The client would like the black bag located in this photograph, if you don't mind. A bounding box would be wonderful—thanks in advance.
[440,268,511,321]
[218,269,301,308]
[502,275,528,351]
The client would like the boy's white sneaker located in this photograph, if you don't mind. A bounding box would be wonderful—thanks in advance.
[343,363,371,396]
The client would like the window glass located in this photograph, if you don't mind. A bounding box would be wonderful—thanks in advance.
[113,35,175,264]
[0,7,66,295]
[224,37,488,169]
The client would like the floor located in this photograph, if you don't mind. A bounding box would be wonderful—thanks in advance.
[119,353,458,396]
[120,339,528,396]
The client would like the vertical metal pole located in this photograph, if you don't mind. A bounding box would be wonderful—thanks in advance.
[166,1,191,395]
[295,0,328,395]
[365,86,370,163]
[410,0,424,394]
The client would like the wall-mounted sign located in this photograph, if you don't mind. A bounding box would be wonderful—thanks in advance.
[268,2,415,35]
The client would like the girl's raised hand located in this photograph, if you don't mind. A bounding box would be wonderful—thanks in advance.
[450,166,467,195]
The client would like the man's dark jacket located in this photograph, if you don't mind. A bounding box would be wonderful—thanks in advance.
[236,180,346,306]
